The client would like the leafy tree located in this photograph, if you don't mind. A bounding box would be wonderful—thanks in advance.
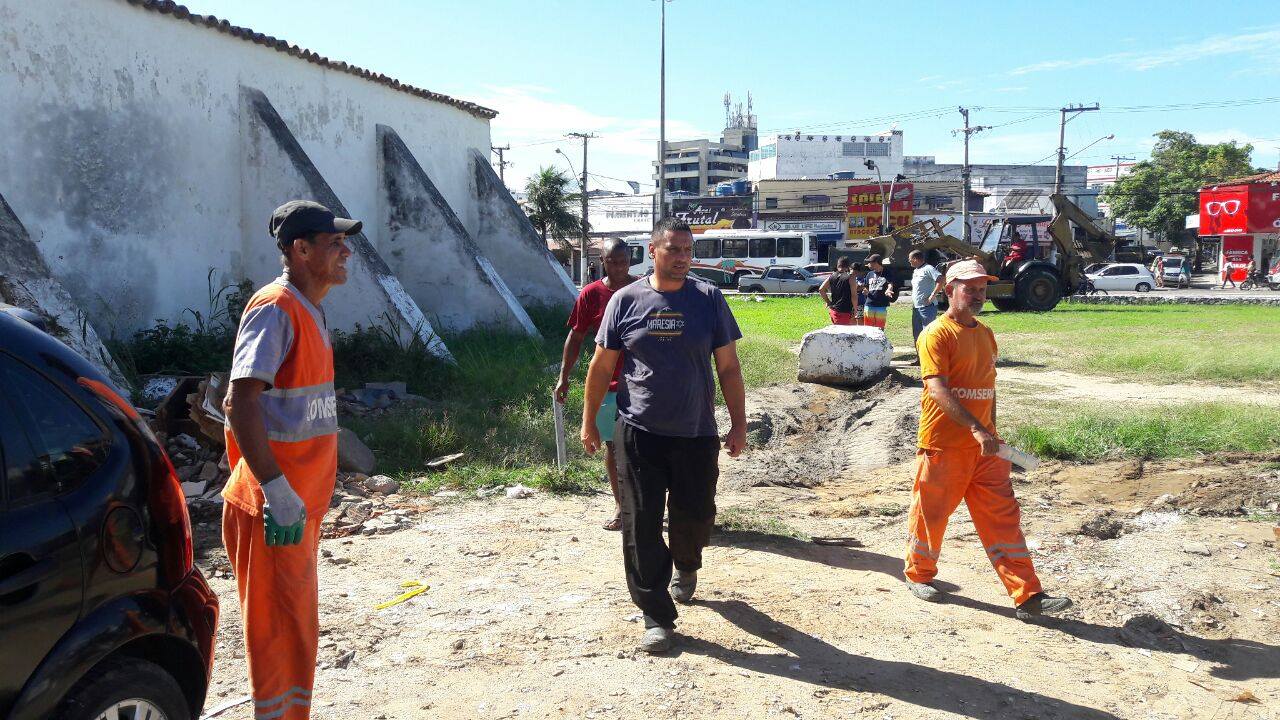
[523,166,585,244]
[1102,131,1260,265]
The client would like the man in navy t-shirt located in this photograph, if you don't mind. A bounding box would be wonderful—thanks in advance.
[582,218,747,653]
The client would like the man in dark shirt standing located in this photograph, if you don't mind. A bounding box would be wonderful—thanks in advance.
[862,254,898,330]
[581,218,747,653]
[818,256,857,325]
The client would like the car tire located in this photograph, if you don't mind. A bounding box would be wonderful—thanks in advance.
[1135,282,1151,292]
[58,657,190,720]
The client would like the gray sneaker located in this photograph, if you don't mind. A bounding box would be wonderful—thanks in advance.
[670,569,697,604]
[638,625,674,653]
[906,580,944,602]
[1015,593,1073,621]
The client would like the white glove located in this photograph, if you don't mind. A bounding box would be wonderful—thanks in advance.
[261,475,305,526]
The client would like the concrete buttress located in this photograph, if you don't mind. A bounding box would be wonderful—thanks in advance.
[469,149,577,312]
[239,86,453,361]
[377,126,538,336]
[0,192,127,388]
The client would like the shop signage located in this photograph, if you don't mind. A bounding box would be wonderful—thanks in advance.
[846,183,913,241]
[1200,183,1280,235]
[763,219,842,233]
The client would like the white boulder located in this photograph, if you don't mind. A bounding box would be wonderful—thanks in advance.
[797,326,892,387]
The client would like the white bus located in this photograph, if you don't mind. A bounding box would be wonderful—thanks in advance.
[623,230,817,286]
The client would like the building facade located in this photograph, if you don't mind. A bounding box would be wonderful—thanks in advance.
[902,157,1096,215]
[749,131,904,181]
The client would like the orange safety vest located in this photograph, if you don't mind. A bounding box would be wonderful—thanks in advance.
[222,280,338,517]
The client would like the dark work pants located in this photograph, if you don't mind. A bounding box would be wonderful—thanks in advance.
[615,420,720,628]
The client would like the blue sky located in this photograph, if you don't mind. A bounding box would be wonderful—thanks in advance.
[196,0,1280,191]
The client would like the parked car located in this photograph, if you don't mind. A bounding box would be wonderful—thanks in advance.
[1159,255,1191,288]
[1086,263,1157,292]
[801,263,833,279]
[737,266,821,293]
[0,309,217,720]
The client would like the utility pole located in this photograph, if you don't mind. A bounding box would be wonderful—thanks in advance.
[955,107,990,242]
[1055,103,1100,195]
[1109,154,1134,189]
[657,0,667,220]
[568,132,597,286]
[491,144,511,184]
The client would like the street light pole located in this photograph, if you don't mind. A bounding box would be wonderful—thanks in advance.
[864,159,886,234]
[1055,103,1100,195]
[657,0,667,221]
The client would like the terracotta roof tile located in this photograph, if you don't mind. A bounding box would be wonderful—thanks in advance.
[122,0,497,119]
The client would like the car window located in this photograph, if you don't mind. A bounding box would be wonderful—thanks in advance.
[0,395,46,506]
[779,269,798,279]
[1115,267,1138,275]
[0,355,110,496]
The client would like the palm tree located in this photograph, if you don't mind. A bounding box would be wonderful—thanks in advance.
[523,166,586,245]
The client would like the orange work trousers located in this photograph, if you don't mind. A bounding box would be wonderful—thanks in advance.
[223,503,323,720]
[903,447,1043,605]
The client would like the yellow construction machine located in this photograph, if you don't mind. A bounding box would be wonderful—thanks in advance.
[866,193,1117,312]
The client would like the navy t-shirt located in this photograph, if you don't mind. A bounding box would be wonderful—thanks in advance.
[596,276,742,438]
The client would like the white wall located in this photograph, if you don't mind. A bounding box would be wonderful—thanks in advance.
[751,133,904,181]
[0,0,493,336]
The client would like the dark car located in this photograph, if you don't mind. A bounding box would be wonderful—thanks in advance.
[0,309,218,720]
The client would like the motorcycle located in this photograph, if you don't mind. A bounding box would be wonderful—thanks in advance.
[1239,272,1280,291]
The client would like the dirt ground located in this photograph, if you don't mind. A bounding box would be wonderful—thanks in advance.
[195,368,1280,720]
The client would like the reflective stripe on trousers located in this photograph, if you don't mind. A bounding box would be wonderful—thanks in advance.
[904,447,1043,605]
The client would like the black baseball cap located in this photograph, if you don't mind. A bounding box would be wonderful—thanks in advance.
[269,200,362,251]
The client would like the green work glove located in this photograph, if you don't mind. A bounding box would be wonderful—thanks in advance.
[264,507,306,546]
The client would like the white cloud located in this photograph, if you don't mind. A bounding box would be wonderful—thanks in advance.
[1009,27,1280,75]
[475,85,710,192]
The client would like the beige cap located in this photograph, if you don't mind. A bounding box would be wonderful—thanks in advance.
[946,258,999,284]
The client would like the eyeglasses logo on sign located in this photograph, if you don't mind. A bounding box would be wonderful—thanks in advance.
[1205,200,1241,216]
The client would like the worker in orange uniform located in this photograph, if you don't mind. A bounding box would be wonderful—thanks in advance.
[222,200,360,719]
[905,258,1073,620]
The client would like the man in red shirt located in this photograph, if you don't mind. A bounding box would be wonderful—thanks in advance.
[556,238,638,530]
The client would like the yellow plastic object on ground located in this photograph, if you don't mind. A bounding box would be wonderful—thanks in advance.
[375,580,430,610]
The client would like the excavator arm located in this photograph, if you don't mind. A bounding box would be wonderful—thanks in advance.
[867,218,996,267]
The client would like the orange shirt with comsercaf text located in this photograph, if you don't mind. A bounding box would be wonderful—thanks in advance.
[916,314,998,451]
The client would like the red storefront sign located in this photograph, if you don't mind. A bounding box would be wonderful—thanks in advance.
[846,183,913,241]
[1200,183,1280,235]
[1222,236,1253,281]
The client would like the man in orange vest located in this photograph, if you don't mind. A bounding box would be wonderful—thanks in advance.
[905,259,1072,621]
[222,200,358,719]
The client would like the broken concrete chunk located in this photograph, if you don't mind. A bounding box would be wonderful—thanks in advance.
[1182,541,1211,556]
[506,484,534,499]
[365,475,400,495]
[338,427,377,475]
[198,461,219,483]
[365,381,408,397]
[181,481,208,498]
[796,326,892,387]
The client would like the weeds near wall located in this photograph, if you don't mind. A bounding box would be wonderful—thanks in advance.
[108,270,252,394]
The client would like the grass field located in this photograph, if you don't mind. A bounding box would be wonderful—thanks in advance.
[1007,402,1280,461]
[730,296,1280,386]
[342,294,1279,485]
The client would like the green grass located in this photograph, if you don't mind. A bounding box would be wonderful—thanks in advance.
[1006,402,1280,461]
[335,306,610,493]
[729,296,1280,386]
[715,505,810,541]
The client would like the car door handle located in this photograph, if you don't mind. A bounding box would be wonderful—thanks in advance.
[0,556,57,598]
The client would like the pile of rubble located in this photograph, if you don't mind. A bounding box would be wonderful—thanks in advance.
[141,372,425,536]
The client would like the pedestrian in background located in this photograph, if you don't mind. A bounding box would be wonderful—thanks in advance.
[556,239,637,531]
[1221,261,1237,289]
[818,256,857,325]
[861,254,897,330]
[222,200,360,719]
[853,263,868,324]
[581,218,747,653]
[908,250,942,345]
[1151,256,1165,289]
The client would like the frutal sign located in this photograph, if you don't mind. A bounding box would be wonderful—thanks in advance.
[1199,183,1280,235]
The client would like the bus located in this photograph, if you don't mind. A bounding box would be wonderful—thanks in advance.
[623,230,817,286]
